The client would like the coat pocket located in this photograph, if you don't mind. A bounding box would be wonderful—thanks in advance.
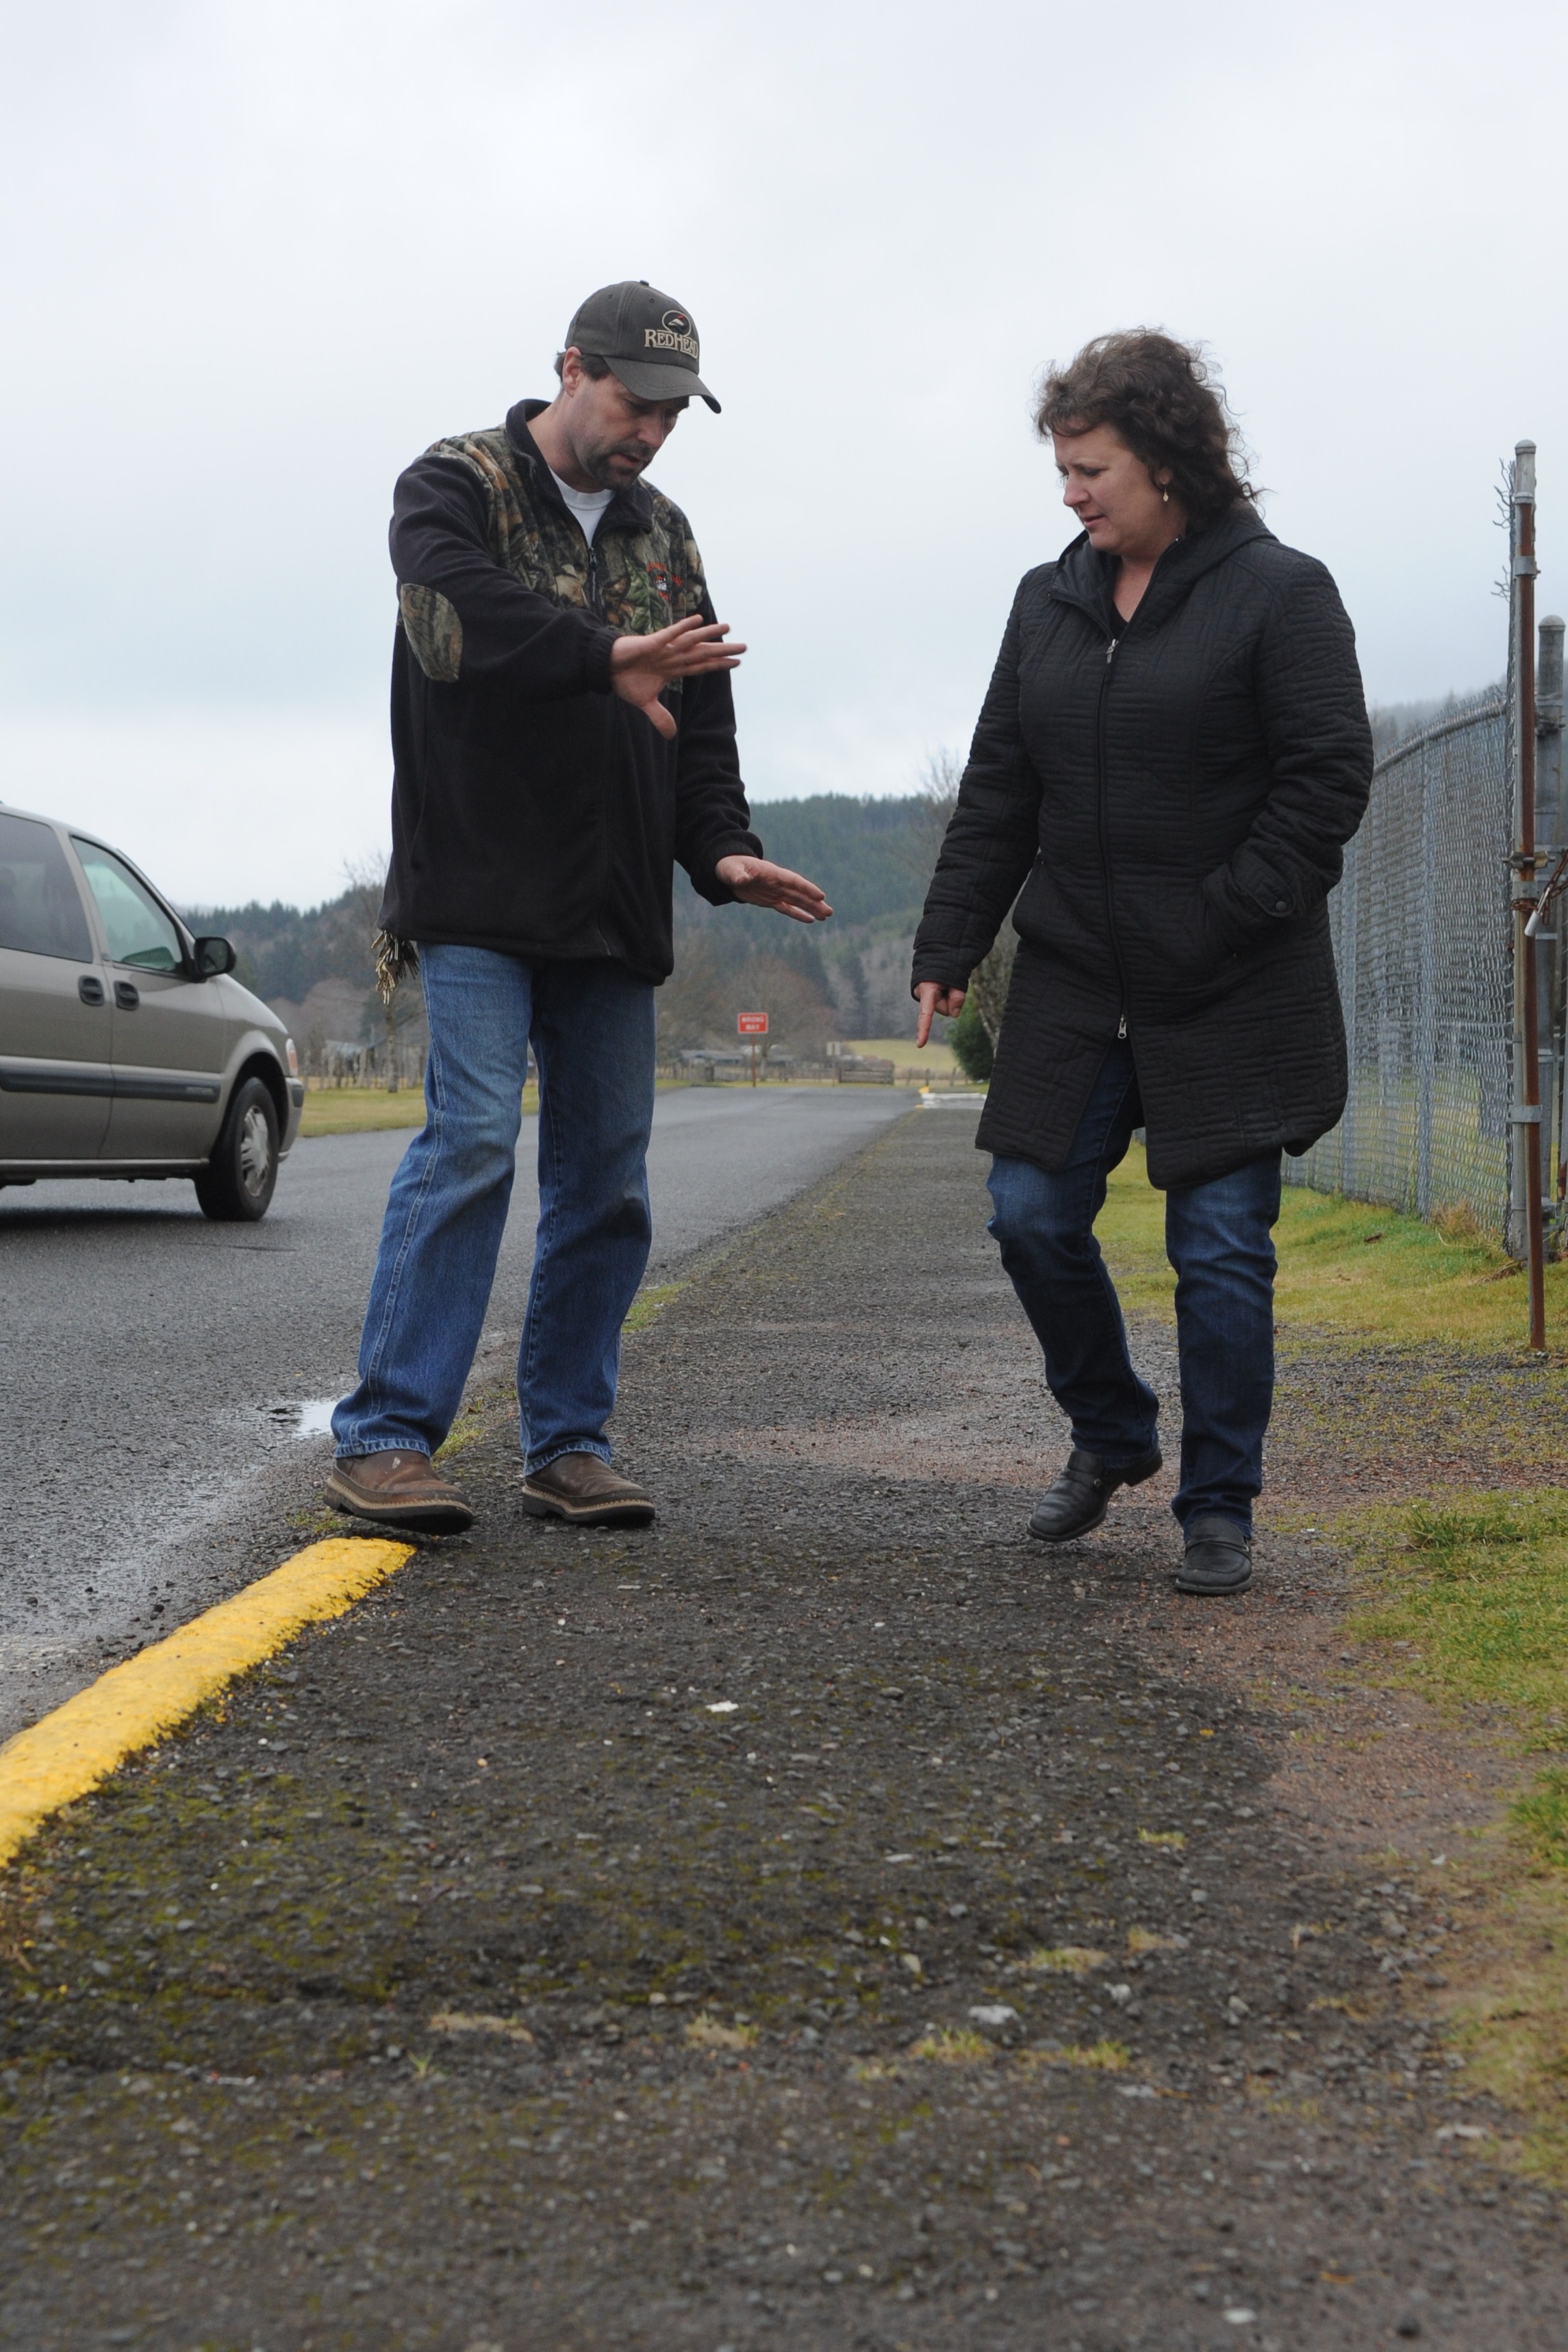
[1135,877,1239,985]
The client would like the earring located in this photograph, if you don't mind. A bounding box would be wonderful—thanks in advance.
[1161,487,1169,504]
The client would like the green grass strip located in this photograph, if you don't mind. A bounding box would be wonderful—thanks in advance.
[1094,1142,1568,1354]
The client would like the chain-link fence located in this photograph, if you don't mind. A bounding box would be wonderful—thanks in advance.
[1285,692,1514,1234]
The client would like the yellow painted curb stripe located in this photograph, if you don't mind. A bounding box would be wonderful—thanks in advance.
[0,1536,413,1870]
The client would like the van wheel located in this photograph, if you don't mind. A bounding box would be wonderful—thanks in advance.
[195,1077,279,1222]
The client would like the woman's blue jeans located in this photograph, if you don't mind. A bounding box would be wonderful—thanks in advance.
[985,1040,1281,1534]
[333,945,655,1472]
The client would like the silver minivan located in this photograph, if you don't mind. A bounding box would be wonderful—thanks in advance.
[0,803,303,1220]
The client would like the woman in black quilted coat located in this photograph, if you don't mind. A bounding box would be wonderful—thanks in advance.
[912,331,1372,1595]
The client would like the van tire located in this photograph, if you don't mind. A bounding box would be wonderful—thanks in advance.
[195,1076,279,1222]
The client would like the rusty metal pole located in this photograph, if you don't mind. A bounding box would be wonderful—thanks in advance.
[1509,442,1547,1347]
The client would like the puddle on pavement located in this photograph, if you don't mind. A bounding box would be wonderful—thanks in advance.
[263,1399,342,1440]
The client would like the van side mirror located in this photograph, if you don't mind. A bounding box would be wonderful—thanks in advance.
[190,936,238,979]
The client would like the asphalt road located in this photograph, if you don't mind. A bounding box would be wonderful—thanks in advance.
[0,1085,911,1739]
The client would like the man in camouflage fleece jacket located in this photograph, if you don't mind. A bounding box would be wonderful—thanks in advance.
[327,282,830,1536]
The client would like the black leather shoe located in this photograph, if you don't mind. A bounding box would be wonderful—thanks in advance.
[1174,1513,1253,1595]
[1027,1445,1163,1544]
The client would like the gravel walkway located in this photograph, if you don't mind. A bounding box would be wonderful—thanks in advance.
[1,1107,1563,2349]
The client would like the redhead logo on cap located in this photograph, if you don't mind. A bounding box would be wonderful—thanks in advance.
[644,311,698,358]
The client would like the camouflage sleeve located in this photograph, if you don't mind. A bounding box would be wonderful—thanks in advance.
[399,584,462,684]
[390,453,617,699]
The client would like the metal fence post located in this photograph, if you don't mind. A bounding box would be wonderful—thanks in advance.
[1416,737,1437,1217]
[1507,442,1547,1342]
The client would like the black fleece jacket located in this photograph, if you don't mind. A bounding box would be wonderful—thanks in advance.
[913,510,1373,1188]
[378,401,762,981]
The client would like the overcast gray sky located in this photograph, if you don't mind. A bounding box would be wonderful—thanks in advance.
[2,0,1564,907]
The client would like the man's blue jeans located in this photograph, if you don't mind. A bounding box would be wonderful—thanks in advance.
[333,945,655,1473]
[985,1040,1281,1534]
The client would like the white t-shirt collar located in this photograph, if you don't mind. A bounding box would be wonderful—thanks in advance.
[549,467,614,546]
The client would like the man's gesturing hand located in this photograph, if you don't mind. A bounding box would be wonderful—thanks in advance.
[609,616,744,740]
[714,855,833,925]
[915,979,967,1047]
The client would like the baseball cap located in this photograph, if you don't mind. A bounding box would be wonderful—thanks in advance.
[563,281,720,412]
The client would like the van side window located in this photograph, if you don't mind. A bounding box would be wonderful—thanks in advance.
[73,840,184,972]
[0,812,94,961]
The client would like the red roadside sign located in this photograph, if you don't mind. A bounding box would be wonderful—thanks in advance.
[737,1012,769,1035]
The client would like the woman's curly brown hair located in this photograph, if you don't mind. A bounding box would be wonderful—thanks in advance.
[1035,330,1257,527]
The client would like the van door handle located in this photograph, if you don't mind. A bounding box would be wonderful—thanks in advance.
[78,974,105,1005]
[114,980,140,1010]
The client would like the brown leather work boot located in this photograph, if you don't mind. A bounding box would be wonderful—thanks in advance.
[325,1448,474,1534]
[520,1452,655,1528]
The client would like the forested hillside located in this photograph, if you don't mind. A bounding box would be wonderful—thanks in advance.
[186,792,948,1058]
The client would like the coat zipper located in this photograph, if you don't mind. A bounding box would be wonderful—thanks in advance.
[1097,631,1130,1040]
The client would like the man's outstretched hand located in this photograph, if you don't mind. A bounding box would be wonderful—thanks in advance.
[714,855,833,925]
[607,617,828,920]
[610,616,744,741]
[915,979,967,1047]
